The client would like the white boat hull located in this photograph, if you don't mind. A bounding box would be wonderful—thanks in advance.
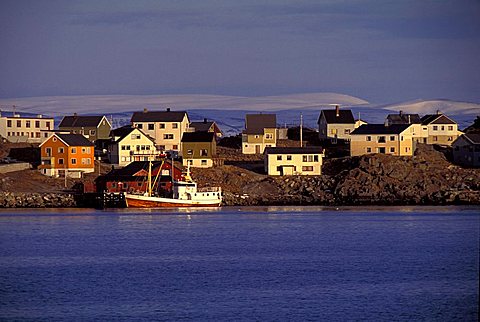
[125,193,221,208]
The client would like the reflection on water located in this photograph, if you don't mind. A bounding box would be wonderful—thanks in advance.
[0,207,478,320]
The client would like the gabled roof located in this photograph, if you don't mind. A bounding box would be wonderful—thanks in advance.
[181,132,215,143]
[351,124,411,135]
[41,133,94,147]
[318,109,355,124]
[386,113,421,124]
[111,126,154,143]
[421,114,456,125]
[264,146,323,155]
[190,121,213,131]
[103,160,179,178]
[463,133,480,144]
[131,110,188,123]
[59,115,107,128]
[245,114,276,132]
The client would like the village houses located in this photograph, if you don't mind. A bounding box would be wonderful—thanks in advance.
[385,111,427,143]
[181,132,217,168]
[0,112,53,143]
[420,112,460,145]
[58,114,112,142]
[242,114,277,154]
[107,125,157,168]
[39,133,95,178]
[189,119,223,140]
[350,124,415,157]
[131,108,190,154]
[264,147,324,176]
[452,133,480,167]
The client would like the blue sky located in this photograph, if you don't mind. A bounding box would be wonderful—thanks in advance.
[1,0,479,103]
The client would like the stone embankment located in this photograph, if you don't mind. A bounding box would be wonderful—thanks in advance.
[0,192,76,208]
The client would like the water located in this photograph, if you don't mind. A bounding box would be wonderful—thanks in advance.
[0,207,478,321]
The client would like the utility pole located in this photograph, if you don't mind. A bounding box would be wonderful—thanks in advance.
[300,113,303,148]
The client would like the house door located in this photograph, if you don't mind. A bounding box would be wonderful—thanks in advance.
[378,147,386,154]
[255,145,261,154]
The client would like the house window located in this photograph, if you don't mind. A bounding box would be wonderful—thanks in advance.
[90,130,96,136]
[441,126,445,131]
[266,133,273,139]
[172,123,178,129]
[303,155,307,162]
[137,124,143,129]
[314,155,319,162]
[254,135,260,139]
[433,126,438,131]
[448,136,453,141]
[302,166,313,171]
[390,147,395,153]
[35,121,40,128]
[163,134,174,139]
[131,134,141,140]
[200,149,208,156]
[58,158,64,165]
[173,145,178,149]
[148,124,154,130]
[378,136,386,143]
[366,147,372,153]
[58,147,64,153]
[46,122,51,129]
[17,120,21,127]
[366,136,371,141]
[277,155,282,160]
[159,123,165,129]
[7,120,12,127]
[390,136,395,141]
[71,158,77,164]
[82,158,91,165]
[45,147,52,156]
[344,129,350,134]
[448,126,453,131]
[71,147,76,153]
[433,136,438,142]
[187,149,193,155]
[36,132,40,138]
[201,160,207,165]
[26,121,31,128]
[82,147,91,153]
[287,155,292,161]
[187,160,193,165]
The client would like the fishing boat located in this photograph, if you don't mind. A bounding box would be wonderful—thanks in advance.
[124,160,222,208]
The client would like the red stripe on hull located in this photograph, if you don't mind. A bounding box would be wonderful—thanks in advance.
[126,197,221,208]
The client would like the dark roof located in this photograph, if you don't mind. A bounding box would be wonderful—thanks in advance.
[386,113,421,124]
[351,124,411,135]
[181,132,215,142]
[190,121,214,132]
[131,110,188,122]
[421,114,456,125]
[245,114,276,134]
[56,133,94,146]
[59,115,105,128]
[265,146,323,155]
[318,109,355,124]
[111,125,134,138]
[464,133,480,144]
[105,161,166,177]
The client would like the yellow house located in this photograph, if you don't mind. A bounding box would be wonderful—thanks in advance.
[242,114,277,154]
[0,112,54,143]
[108,126,157,167]
[264,147,324,176]
[420,112,460,146]
[131,108,190,154]
[350,124,415,156]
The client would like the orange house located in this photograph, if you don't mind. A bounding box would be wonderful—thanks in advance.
[39,133,95,178]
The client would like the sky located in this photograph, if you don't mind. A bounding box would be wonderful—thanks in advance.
[1,0,479,104]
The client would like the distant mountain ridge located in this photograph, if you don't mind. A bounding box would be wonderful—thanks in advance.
[381,99,480,115]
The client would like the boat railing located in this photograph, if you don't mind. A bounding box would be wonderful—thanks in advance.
[197,187,221,193]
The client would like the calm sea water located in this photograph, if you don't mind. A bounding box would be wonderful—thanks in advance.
[0,206,478,321]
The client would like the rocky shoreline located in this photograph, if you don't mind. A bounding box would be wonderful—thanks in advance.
[0,192,76,208]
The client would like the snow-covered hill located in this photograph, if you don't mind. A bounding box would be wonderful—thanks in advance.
[382,99,480,116]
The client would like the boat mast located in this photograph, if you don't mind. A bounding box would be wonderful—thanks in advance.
[148,159,152,197]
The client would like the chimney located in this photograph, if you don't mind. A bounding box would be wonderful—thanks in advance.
[335,105,340,117]
[73,113,78,117]
[408,115,411,124]
[203,118,207,123]
[166,107,171,112]
[143,108,148,113]
[436,110,440,115]
[399,110,403,116]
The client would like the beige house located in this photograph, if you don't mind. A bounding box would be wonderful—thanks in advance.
[131,108,190,154]
[318,106,355,142]
[420,113,460,145]
[181,132,217,168]
[385,111,428,143]
[242,114,277,154]
[0,112,53,143]
[108,126,157,167]
[58,114,112,142]
[264,147,324,176]
[452,133,480,167]
[350,124,415,156]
